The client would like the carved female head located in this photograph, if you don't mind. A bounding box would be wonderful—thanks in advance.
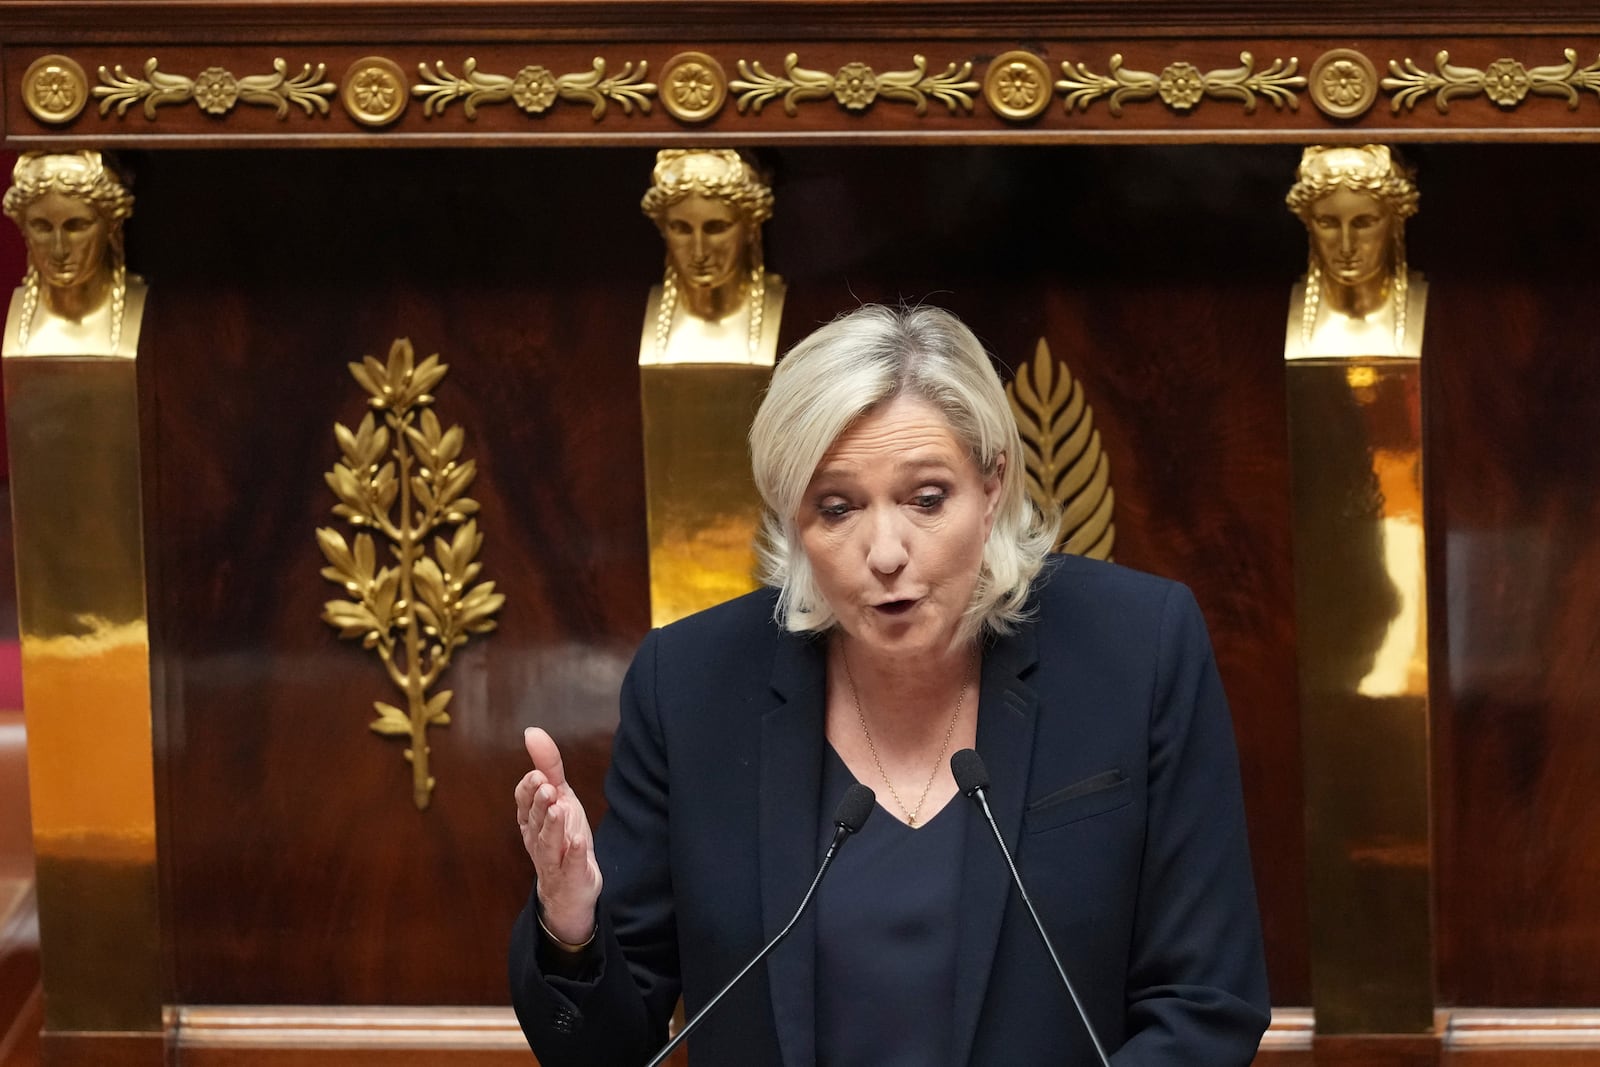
[640,149,773,296]
[1286,145,1418,292]
[4,150,133,300]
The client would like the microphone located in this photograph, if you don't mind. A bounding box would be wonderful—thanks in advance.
[643,782,875,1067]
[950,749,1112,1067]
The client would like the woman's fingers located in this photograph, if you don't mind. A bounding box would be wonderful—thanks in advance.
[514,768,547,827]
[523,727,568,789]
[516,727,603,939]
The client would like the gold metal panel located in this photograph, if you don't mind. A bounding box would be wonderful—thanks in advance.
[640,364,769,627]
[4,354,162,1032]
[1286,358,1433,1035]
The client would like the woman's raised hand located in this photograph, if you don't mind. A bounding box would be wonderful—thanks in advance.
[516,727,603,945]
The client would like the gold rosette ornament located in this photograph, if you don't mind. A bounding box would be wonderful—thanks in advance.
[317,338,504,811]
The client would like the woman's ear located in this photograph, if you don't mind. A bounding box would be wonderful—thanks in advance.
[983,453,1005,531]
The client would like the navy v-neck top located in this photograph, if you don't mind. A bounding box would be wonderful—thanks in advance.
[814,744,967,1067]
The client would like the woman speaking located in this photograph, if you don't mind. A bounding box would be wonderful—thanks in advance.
[511,304,1269,1065]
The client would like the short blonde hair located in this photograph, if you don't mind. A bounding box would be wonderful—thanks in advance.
[749,304,1056,638]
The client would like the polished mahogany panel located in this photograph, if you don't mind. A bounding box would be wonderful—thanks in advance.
[139,148,659,1005]
[1421,145,1600,1007]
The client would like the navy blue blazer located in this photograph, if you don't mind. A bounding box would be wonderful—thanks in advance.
[511,554,1270,1065]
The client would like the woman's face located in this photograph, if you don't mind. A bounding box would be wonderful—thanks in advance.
[662,193,748,293]
[1309,187,1394,289]
[21,190,111,293]
[797,394,1002,662]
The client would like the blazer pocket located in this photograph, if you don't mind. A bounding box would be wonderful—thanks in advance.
[1024,770,1131,834]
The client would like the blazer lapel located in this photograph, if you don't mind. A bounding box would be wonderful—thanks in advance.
[950,622,1041,1067]
[759,630,827,1067]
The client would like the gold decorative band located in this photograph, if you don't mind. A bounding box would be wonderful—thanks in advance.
[17,46,1600,131]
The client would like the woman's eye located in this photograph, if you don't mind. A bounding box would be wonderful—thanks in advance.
[912,492,947,510]
[818,501,851,519]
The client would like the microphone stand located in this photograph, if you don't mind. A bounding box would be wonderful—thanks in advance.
[643,783,874,1067]
[953,749,1113,1067]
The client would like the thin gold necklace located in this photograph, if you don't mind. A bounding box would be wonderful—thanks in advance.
[841,648,972,828]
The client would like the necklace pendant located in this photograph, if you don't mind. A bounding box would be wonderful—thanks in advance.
[907,815,917,828]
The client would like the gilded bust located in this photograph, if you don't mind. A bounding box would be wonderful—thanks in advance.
[3,151,146,358]
[638,149,785,366]
[1284,145,1425,359]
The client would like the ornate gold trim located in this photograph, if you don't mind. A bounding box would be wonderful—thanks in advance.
[1308,48,1379,119]
[660,51,727,123]
[22,54,89,125]
[984,50,1053,122]
[1383,49,1600,112]
[1057,51,1305,115]
[1007,338,1115,560]
[317,338,504,811]
[342,56,408,127]
[93,57,335,120]
[730,53,979,116]
[411,57,654,120]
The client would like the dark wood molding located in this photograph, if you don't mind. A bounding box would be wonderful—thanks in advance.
[161,1007,1600,1064]
[36,1031,164,1067]
[1445,1010,1600,1055]
[1,2,1598,42]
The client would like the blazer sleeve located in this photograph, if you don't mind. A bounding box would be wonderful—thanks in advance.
[1111,583,1271,1065]
[510,628,682,1066]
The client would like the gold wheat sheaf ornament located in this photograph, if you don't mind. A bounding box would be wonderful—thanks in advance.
[317,338,505,811]
[1007,338,1115,559]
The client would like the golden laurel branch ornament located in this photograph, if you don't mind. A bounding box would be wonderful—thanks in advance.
[1007,338,1115,559]
[317,338,504,811]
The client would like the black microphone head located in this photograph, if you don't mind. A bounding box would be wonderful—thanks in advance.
[834,783,875,834]
[950,748,990,795]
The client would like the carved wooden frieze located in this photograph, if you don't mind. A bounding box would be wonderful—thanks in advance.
[10,40,1600,142]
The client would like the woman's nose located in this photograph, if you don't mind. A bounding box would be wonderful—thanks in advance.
[864,509,909,574]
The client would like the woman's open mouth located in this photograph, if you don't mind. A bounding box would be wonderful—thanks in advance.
[872,599,919,617]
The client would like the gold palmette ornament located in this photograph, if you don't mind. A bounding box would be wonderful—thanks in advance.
[316,338,504,811]
[1007,338,1115,559]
